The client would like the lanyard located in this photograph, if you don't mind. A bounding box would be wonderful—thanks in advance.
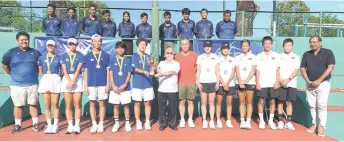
[46,54,55,74]
[68,51,76,70]
[92,51,102,68]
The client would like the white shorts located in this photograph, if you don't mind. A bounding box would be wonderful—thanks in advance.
[131,88,155,102]
[109,91,132,105]
[38,74,61,93]
[88,86,108,101]
[10,85,39,107]
[61,74,83,93]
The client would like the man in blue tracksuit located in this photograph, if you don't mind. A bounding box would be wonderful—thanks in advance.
[81,4,102,36]
[194,8,213,39]
[216,10,237,39]
[177,8,195,50]
[61,7,80,38]
[42,4,62,36]
[136,12,152,39]
[101,10,117,37]
[159,11,177,56]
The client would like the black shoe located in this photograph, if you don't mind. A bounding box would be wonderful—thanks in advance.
[10,125,22,134]
[169,126,177,130]
[32,123,42,132]
[159,126,167,131]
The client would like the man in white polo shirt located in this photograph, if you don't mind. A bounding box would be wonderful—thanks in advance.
[277,38,300,130]
[155,46,180,131]
[256,36,280,130]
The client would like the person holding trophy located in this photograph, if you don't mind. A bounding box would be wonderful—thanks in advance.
[131,38,156,130]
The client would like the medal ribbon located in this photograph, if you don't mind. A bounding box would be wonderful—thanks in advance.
[46,54,55,73]
[116,56,124,73]
[92,51,102,67]
[139,54,146,70]
[68,51,76,70]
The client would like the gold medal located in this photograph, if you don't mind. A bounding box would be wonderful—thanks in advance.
[118,72,123,76]
[46,54,55,75]
[68,51,77,72]
[70,67,75,71]
[92,51,102,69]
[116,56,124,76]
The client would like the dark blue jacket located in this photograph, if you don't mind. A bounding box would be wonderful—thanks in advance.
[101,20,116,37]
[177,19,195,39]
[118,22,135,38]
[216,20,236,39]
[81,16,102,36]
[136,23,152,38]
[194,19,213,38]
[61,17,80,37]
[42,16,62,36]
[159,23,177,39]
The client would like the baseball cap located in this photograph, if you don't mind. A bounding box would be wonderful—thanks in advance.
[221,42,230,49]
[67,38,78,45]
[91,34,102,40]
[203,40,212,47]
[46,40,56,46]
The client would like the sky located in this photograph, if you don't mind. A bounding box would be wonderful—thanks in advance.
[18,0,344,36]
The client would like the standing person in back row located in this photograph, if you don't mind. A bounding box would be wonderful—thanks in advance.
[81,4,102,36]
[216,10,236,39]
[159,11,177,56]
[101,10,117,37]
[42,4,62,36]
[2,32,42,133]
[136,12,152,39]
[118,11,135,55]
[277,38,300,131]
[301,36,335,137]
[178,8,195,50]
[256,36,280,130]
[194,8,213,39]
[175,38,198,128]
[61,7,80,38]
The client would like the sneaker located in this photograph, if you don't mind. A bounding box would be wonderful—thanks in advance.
[179,119,186,128]
[306,125,317,133]
[240,121,246,129]
[90,125,97,134]
[278,121,284,130]
[268,121,277,130]
[112,122,119,132]
[226,120,233,128]
[50,125,59,134]
[66,125,74,134]
[285,122,296,131]
[317,126,326,137]
[216,120,223,128]
[209,121,215,129]
[10,125,23,134]
[202,120,208,129]
[144,122,151,130]
[246,121,252,130]
[188,119,195,128]
[73,125,81,134]
[259,121,266,129]
[97,124,104,133]
[44,125,52,134]
[125,122,132,132]
[136,121,143,131]
[33,123,42,132]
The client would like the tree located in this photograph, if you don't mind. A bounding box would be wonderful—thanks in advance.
[275,0,344,37]
[235,0,260,37]
[0,1,29,32]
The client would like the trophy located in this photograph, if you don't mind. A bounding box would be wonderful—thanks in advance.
[149,57,156,76]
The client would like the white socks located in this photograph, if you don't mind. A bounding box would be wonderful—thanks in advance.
[75,119,80,126]
[240,118,245,122]
[258,113,264,121]
[54,119,59,126]
[15,119,22,126]
[68,120,73,126]
[32,117,38,125]
[269,114,274,123]
[47,119,52,126]
[92,121,97,126]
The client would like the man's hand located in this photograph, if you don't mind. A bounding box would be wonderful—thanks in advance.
[197,83,203,92]
[280,79,289,88]
[312,79,322,87]
[256,83,261,91]
[215,82,220,91]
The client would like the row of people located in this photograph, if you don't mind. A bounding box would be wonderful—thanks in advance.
[2,32,335,137]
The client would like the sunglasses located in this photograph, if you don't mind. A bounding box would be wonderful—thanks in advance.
[166,52,174,55]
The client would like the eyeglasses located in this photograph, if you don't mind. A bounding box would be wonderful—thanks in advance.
[166,52,174,55]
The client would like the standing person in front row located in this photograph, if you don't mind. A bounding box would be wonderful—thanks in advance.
[118,11,135,55]
[196,40,220,129]
[156,47,180,131]
[2,32,42,133]
[235,39,257,129]
[215,42,236,128]
[277,38,300,130]
[131,38,155,130]
[301,36,335,137]
[37,40,61,134]
[61,38,84,134]
[84,34,110,133]
[109,42,132,132]
[175,38,197,128]
[256,36,280,130]
[194,8,213,39]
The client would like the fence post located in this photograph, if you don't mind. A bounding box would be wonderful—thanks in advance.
[152,0,159,59]
[319,12,322,37]
[336,28,340,37]
[77,7,80,21]
[303,14,308,37]
[294,25,299,37]
[241,11,244,37]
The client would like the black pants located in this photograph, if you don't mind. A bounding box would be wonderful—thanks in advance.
[158,92,178,128]
[122,39,133,55]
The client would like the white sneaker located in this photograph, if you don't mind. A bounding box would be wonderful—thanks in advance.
[179,119,186,128]
[188,119,195,128]
[50,125,59,134]
[285,122,296,131]
[226,120,233,128]
[125,122,132,132]
[97,124,104,133]
[136,121,143,131]
[112,122,119,132]
[240,121,246,129]
[209,120,215,129]
[216,120,223,128]
[65,125,74,134]
[246,121,252,129]
[73,125,80,134]
[268,121,277,130]
[90,125,97,134]
[202,120,208,129]
[44,125,52,134]
[259,121,266,129]
[144,122,151,130]
[278,121,284,130]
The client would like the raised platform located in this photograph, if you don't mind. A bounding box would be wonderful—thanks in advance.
[0,115,336,141]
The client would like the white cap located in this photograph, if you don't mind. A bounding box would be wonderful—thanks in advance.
[67,38,78,44]
[46,40,56,46]
[91,34,102,40]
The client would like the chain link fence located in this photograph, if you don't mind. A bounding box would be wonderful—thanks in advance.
[1,6,344,37]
